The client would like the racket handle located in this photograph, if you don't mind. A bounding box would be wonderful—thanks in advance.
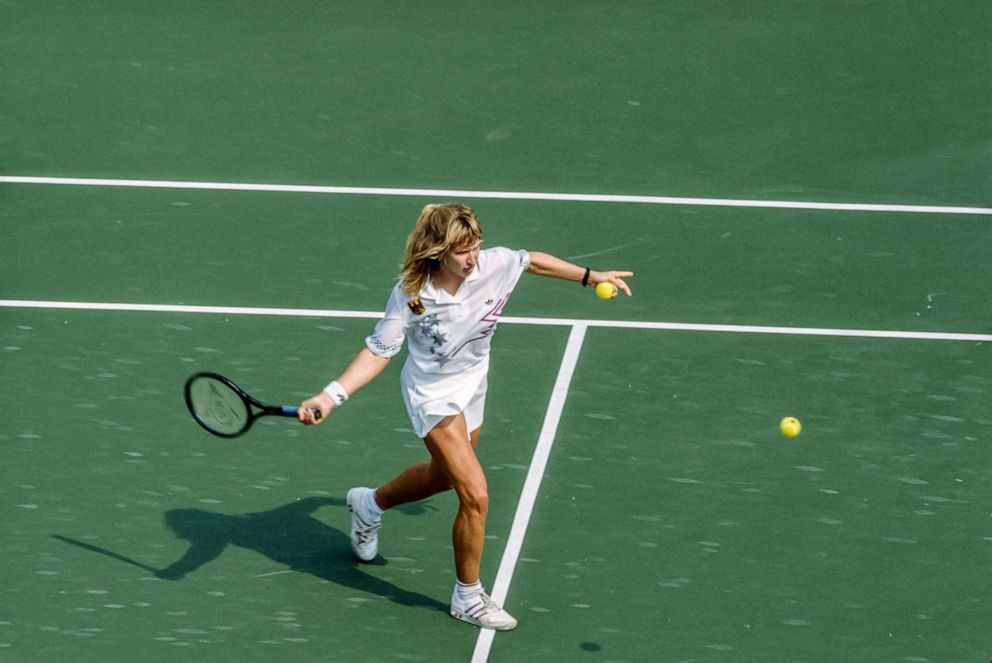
[281,406,322,421]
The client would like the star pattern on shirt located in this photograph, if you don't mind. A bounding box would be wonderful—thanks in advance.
[417,314,453,365]
[418,314,441,338]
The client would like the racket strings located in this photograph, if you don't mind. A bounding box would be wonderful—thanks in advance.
[189,378,249,435]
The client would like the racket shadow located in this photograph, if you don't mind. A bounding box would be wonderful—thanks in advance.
[53,496,447,612]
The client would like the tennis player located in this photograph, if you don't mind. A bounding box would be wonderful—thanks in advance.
[298,203,632,630]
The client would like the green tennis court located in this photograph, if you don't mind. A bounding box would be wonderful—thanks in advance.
[2,2,990,662]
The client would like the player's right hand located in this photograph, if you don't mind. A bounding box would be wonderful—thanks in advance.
[298,393,333,425]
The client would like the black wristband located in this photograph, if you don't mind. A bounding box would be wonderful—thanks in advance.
[581,267,591,287]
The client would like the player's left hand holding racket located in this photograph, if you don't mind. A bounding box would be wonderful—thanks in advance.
[184,372,321,438]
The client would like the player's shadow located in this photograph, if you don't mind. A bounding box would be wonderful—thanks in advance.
[53,496,446,612]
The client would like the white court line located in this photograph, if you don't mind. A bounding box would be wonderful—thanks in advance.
[471,323,587,663]
[2,175,990,215]
[1,300,989,342]
[0,299,384,320]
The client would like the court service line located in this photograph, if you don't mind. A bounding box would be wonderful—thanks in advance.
[1,300,989,343]
[472,322,587,663]
[2,175,990,215]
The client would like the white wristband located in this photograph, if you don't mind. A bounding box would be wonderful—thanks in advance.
[322,380,349,406]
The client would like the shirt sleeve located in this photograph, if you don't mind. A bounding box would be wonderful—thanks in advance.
[365,284,408,358]
[514,248,531,272]
[492,247,530,292]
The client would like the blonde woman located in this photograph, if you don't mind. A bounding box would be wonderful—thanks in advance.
[299,203,632,630]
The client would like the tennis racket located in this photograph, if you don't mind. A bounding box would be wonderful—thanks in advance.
[184,372,320,438]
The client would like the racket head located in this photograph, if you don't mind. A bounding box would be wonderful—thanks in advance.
[184,372,254,438]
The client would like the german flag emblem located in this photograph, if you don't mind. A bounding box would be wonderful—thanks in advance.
[407,298,426,315]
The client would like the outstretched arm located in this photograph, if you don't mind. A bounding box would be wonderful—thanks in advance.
[525,251,633,296]
[298,347,391,424]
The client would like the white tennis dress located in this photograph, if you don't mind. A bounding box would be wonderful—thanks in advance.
[365,247,531,437]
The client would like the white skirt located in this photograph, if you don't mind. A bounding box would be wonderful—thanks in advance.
[400,360,489,438]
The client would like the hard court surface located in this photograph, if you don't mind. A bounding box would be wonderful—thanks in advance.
[2,2,990,662]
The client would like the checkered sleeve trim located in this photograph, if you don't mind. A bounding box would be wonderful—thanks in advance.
[365,333,403,358]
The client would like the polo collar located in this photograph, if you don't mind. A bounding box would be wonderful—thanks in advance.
[424,262,482,304]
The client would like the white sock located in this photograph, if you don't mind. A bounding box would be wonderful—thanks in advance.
[455,580,483,600]
[366,489,385,517]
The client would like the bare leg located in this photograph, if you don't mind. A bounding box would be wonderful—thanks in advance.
[375,425,481,510]
[417,415,487,584]
[374,460,449,509]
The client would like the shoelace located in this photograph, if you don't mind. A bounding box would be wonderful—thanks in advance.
[353,514,381,543]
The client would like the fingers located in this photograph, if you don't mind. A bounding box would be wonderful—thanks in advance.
[297,403,315,424]
[298,394,332,425]
[616,271,633,296]
[594,270,634,297]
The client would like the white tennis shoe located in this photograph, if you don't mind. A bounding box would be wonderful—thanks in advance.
[450,590,518,631]
[346,487,381,562]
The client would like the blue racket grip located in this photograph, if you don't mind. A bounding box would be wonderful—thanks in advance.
[281,405,322,421]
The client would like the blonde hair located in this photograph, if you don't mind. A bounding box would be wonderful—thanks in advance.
[400,203,483,296]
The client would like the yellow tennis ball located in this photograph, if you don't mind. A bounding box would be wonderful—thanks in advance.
[780,417,801,437]
[595,281,618,300]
